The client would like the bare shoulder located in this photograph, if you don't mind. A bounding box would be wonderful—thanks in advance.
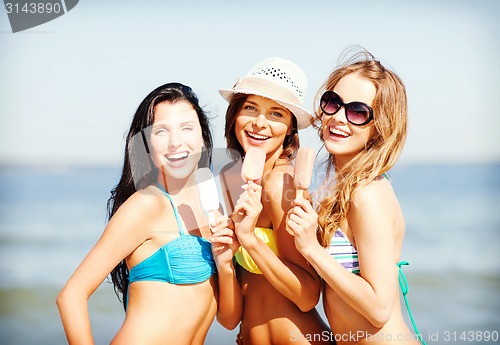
[349,176,404,236]
[111,185,166,223]
[351,177,401,213]
[262,163,294,191]
[99,185,170,256]
[351,176,397,210]
[261,163,294,206]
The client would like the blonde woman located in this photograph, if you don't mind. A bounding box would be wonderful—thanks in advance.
[287,49,422,345]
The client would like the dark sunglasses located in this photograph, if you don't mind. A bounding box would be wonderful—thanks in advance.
[320,91,373,126]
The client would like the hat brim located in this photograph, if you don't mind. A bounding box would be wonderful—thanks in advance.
[219,88,313,130]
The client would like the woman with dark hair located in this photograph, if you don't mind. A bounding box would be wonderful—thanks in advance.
[220,58,332,344]
[57,82,241,344]
[287,48,422,344]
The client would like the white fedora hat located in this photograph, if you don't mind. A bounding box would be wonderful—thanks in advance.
[219,57,313,130]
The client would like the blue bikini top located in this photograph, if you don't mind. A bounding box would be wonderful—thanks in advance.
[128,184,217,287]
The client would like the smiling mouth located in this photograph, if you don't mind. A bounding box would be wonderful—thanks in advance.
[246,131,270,141]
[166,152,189,164]
[329,127,350,139]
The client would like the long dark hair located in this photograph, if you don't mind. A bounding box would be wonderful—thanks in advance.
[108,82,212,310]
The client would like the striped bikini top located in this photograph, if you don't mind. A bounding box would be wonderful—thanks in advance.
[328,229,360,275]
[327,174,390,275]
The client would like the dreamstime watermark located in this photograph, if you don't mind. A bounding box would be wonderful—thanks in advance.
[3,0,79,33]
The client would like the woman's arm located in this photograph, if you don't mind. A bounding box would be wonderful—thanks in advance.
[210,215,242,330]
[262,168,321,311]
[289,181,400,327]
[56,190,161,344]
[235,168,321,312]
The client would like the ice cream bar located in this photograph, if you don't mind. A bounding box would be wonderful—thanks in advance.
[294,147,315,200]
[195,167,219,225]
[241,148,266,182]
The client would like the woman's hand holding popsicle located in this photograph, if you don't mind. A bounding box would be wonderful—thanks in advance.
[232,148,266,247]
[286,147,321,254]
[287,197,321,256]
[210,214,240,271]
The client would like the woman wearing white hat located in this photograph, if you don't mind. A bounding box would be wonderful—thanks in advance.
[219,58,332,344]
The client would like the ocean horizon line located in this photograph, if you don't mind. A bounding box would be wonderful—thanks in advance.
[1,160,499,172]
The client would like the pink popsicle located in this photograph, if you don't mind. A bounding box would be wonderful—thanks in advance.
[294,147,315,200]
[241,148,266,182]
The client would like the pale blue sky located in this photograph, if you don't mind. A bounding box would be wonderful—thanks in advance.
[1,0,499,167]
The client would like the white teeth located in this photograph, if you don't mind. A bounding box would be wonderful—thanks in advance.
[330,128,350,137]
[247,132,270,140]
[167,152,188,160]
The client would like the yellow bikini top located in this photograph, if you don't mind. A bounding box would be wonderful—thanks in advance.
[234,227,278,274]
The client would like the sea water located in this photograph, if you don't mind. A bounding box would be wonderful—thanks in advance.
[0,163,499,344]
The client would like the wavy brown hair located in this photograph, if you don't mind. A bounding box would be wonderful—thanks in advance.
[224,93,299,164]
[314,48,408,247]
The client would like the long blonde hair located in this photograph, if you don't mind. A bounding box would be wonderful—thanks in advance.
[315,48,408,247]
